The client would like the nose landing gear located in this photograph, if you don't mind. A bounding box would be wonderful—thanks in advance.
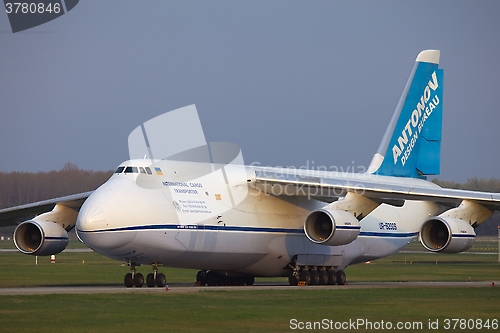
[124,264,166,288]
[124,264,143,288]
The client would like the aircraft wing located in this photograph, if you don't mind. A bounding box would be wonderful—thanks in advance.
[0,191,92,227]
[252,167,500,210]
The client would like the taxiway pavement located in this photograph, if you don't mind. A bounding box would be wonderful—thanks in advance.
[0,281,495,295]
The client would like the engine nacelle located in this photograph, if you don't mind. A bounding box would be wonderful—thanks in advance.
[419,217,475,253]
[304,209,360,246]
[14,220,69,256]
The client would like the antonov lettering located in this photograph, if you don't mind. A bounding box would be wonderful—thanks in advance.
[392,71,439,165]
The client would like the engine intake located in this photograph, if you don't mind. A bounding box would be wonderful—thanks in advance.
[419,217,475,253]
[14,221,69,256]
[304,209,360,246]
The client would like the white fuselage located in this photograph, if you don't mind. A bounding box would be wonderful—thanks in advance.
[76,159,440,277]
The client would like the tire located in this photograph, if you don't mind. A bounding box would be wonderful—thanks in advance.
[206,271,218,286]
[207,271,228,286]
[288,273,299,286]
[232,277,244,286]
[319,270,328,285]
[124,273,133,288]
[336,270,347,285]
[196,270,207,286]
[300,270,311,286]
[146,273,155,287]
[156,273,166,287]
[311,270,320,285]
[243,276,254,286]
[327,270,337,285]
[134,273,144,288]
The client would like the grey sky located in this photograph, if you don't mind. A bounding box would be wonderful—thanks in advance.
[0,1,499,182]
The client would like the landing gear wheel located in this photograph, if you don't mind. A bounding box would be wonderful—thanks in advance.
[156,273,166,287]
[196,270,207,286]
[336,270,346,285]
[288,273,299,286]
[300,270,311,285]
[206,271,218,286]
[124,273,133,288]
[311,269,320,285]
[146,273,155,287]
[243,276,254,286]
[134,272,144,287]
[319,270,328,285]
[327,270,337,285]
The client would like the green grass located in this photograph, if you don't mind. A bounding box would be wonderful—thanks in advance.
[0,250,498,288]
[0,250,201,287]
[403,236,498,253]
[0,288,499,332]
[345,252,500,283]
[0,238,498,287]
[0,239,499,332]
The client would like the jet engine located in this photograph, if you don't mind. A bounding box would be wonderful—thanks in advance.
[304,208,360,246]
[14,220,69,256]
[419,216,475,254]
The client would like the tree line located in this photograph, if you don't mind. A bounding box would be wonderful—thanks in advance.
[0,162,113,209]
[432,177,500,193]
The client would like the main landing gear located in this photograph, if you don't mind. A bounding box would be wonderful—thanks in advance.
[195,270,254,286]
[288,266,346,286]
[124,264,166,288]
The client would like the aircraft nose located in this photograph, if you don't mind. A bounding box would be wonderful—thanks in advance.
[76,187,110,233]
[76,181,137,250]
[77,198,107,231]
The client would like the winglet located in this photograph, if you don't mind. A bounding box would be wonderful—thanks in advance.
[368,50,444,178]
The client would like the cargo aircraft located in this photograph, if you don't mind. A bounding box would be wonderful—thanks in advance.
[1,50,499,287]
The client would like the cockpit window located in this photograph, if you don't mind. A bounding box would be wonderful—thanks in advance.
[117,165,154,175]
[124,166,138,174]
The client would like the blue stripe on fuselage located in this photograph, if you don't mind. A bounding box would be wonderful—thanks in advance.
[359,231,418,238]
[77,224,417,238]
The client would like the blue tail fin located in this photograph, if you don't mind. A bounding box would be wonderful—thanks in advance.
[367,50,444,179]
